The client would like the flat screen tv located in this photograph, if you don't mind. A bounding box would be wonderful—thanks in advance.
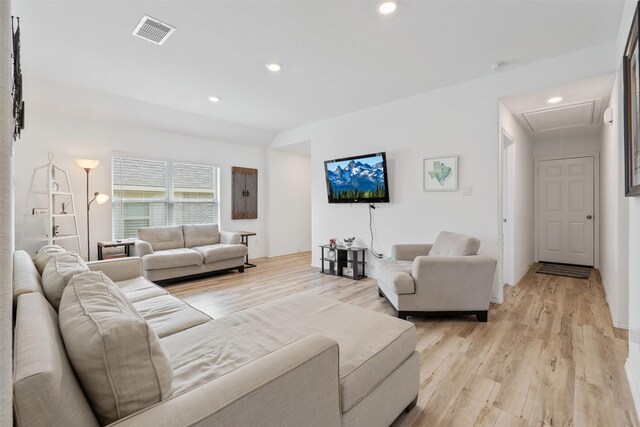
[324,152,390,203]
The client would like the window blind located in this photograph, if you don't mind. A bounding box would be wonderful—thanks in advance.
[112,156,218,239]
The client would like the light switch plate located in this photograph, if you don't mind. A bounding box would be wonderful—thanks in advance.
[462,186,473,196]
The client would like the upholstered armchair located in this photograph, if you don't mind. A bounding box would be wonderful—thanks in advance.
[377,231,497,322]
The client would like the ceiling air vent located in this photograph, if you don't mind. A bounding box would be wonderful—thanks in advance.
[132,15,175,45]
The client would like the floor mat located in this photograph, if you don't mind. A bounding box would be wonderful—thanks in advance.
[536,263,591,279]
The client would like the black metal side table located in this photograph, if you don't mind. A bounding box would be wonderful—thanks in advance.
[319,244,366,280]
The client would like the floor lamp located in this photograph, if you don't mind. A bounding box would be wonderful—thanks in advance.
[76,159,109,261]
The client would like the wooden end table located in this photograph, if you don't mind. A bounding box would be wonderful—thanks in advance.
[97,240,135,261]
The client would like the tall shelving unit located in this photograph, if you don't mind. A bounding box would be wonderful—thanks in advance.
[25,153,81,252]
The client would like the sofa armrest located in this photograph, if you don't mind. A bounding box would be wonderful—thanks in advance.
[88,257,144,282]
[131,239,153,257]
[391,244,433,261]
[109,334,341,427]
[411,255,497,311]
[220,230,242,244]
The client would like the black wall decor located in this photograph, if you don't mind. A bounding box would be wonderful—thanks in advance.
[11,16,25,141]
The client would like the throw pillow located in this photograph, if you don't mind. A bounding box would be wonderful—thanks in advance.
[34,244,66,274]
[41,252,89,310]
[58,271,173,425]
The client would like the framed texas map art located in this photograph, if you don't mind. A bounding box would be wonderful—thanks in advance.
[624,0,640,196]
[424,155,457,192]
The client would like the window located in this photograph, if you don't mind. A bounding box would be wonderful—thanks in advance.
[112,156,218,239]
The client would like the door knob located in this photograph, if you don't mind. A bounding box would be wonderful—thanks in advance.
[586,215,593,219]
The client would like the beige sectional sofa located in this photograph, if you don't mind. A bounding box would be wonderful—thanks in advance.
[132,224,248,282]
[12,248,419,427]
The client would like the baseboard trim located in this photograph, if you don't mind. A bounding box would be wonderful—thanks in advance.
[603,288,629,330]
[490,296,503,304]
[614,320,630,330]
[625,360,640,423]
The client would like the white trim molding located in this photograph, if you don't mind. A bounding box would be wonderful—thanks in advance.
[625,360,640,423]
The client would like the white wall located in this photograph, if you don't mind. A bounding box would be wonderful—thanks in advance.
[612,0,640,417]
[600,70,629,330]
[272,41,617,303]
[266,149,311,257]
[533,133,601,158]
[499,103,534,286]
[14,106,268,261]
[0,1,14,423]
[629,197,640,415]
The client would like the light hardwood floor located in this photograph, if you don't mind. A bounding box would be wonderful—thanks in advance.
[165,252,638,427]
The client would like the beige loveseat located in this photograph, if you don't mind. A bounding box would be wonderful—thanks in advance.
[132,224,248,282]
[377,231,497,322]
[12,248,420,427]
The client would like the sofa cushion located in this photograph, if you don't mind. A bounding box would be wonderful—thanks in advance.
[192,244,248,264]
[13,293,99,427]
[143,248,203,271]
[138,225,185,251]
[114,276,168,302]
[34,244,66,274]
[161,294,415,413]
[41,252,89,310]
[183,224,220,248]
[379,260,415,295]
[13,250,43,308]
[59,271,173,425]
[133,295,212,338]
[430,231,480,257]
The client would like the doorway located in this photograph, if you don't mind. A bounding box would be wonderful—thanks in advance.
[535,155,598,267]
[501,129,516,286]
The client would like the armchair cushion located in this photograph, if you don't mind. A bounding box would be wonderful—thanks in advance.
[183,224,220,248]
[430,231,480,257]
[379,260,415,295]
[138,226,184,251]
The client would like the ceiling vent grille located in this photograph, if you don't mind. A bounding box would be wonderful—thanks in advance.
[132,15,175,45]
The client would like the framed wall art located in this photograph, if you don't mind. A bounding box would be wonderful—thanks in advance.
[423,155,458,192]
[623,1,640,196]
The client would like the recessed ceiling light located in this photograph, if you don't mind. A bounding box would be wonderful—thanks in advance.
[378,1,397,14]
[266,62,282,72]
[208,96,221,103]
[547,96,563,104]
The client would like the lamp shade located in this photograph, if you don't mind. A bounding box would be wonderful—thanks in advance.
[76,159,100,170]
[95,193,110,204]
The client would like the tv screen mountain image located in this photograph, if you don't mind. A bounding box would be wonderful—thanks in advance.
[324,152,390,203]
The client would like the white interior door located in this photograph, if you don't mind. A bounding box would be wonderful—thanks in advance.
[538,156,594,266]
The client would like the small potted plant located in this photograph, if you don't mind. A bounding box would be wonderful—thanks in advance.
[343,237,356,248]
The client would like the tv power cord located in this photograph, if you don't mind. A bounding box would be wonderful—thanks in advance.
[369,204,383,259]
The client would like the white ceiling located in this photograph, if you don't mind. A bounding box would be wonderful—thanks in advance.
[502,73,615,140]
[13,0,625,138]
